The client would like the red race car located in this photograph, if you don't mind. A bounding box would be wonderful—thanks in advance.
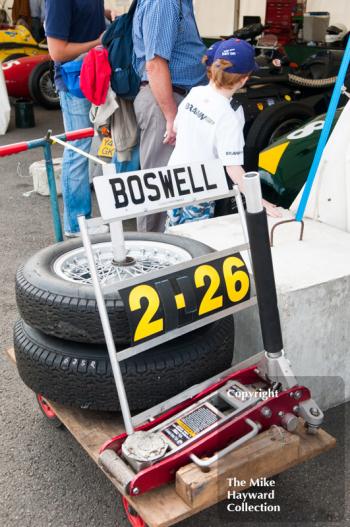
[2,54,59,110]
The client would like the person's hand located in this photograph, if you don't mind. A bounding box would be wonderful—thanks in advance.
[110,9,120,21]
[163,120,176,145]
[262,199,282,218]
[97,31,106,45]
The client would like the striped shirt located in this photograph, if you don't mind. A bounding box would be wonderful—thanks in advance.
[132,0,207,88]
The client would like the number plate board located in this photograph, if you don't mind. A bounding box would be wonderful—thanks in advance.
[119,251,251,346]
[94,160,234,222]
[98,137,115,159]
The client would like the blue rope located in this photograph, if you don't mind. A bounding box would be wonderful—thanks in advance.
[296,38,350,222]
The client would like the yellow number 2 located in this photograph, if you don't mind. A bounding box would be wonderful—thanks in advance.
[129,285,164,342]
[195,265,223,316]
[223,256,250,303]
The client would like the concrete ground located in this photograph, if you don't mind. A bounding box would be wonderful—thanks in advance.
[0,106,348,527]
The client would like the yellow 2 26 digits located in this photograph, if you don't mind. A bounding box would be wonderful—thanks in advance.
[128,256,250,342]
[195,256,250,315]
[129,284,164,342]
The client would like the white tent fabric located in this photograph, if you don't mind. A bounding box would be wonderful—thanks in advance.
[0,67,11,136]
[290,101,350,233]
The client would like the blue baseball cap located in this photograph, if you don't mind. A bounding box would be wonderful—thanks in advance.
[213,38,259,74]
[205,41,222,66]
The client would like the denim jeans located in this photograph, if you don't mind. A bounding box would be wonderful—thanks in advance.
[59,91,92,233]
[112,145,140,173]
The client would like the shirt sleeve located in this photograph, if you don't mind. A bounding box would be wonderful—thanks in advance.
[142,0,181,62]
[215,109,245,166]
[45,0,72,41]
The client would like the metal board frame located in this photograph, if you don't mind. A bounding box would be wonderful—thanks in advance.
[77,176,255,425]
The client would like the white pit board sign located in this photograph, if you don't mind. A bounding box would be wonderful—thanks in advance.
[94,160,233,222]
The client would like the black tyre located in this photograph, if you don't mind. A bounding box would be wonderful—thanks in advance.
[14,318,235,411]
[16,232,214,344]
[29,61,60,110]
[245,102,315,170]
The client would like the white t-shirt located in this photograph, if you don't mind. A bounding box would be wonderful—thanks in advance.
[169,84,245,167]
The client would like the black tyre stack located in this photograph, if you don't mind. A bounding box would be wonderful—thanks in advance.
[14,233,235,412]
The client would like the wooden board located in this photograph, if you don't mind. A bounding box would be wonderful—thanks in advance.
[6,348,336,527]
[176,422,336,509]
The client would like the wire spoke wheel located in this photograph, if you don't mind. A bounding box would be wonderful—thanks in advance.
[53,240,191,285]
[16,233,213,343]
[38,69,59,105]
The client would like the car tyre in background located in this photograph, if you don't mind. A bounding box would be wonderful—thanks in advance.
[29,61,60,110]
[3,53,29,62]
[14,317,235,412]
[245,101,316,170]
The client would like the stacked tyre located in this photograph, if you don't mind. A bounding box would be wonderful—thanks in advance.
[14,232,235,412]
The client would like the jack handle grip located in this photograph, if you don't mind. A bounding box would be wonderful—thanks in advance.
[0,142,29,157]
[189,419,260,472]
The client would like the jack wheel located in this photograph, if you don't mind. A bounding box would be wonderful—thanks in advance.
[36,394,63,428]
[122,497,146,527]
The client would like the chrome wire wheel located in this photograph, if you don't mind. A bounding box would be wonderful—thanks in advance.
[53,240,191,285]
[16,233,213,343]
[38,70,59,105]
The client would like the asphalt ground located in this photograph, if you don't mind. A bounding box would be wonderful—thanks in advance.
[0,105,349,527]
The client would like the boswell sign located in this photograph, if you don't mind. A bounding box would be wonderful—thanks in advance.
[94,160,234,222]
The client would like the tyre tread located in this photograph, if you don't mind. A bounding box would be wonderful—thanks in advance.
[14,318,235,412]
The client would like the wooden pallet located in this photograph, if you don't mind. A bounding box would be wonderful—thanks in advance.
[7,348,336,527]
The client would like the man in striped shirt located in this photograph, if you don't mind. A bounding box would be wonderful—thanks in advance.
[132,0,207,232]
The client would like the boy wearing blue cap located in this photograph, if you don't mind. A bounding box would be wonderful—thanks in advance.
[167,38,279,226]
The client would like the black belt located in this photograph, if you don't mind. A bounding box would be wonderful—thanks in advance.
[140,81,188,97]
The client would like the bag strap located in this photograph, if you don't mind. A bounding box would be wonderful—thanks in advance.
[179,0,183,21]
[128,0,138,16]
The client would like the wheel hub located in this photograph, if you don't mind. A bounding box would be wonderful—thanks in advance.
[53,240,191,285]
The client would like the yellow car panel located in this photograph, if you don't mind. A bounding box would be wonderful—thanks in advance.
[0,25,48,62]
[259,141,290,175]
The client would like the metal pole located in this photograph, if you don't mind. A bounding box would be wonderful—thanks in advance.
[233,184,253,270]
[102,164,128,264]
[243,171,263,213]
[110,220,127,263]
[43,142,63,242]
[78,215,134,435]
[233,0,240,31]
[296,35,350,221]
[233,185,249,242]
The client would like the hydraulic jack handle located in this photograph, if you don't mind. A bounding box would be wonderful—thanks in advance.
[244,172,284,357]
[190,418,261,471]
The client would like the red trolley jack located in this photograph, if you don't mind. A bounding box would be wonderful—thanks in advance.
[78,172,324,498]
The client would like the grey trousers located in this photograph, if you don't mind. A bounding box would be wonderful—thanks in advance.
[134,85,184,232]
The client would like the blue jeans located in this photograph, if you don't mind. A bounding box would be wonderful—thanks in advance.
[59,91,92,233]
[112,145,140,173]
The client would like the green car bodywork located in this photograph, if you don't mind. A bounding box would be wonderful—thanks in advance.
[259,109,343,209]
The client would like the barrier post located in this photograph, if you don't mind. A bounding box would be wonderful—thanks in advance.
[43,134,63,242]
